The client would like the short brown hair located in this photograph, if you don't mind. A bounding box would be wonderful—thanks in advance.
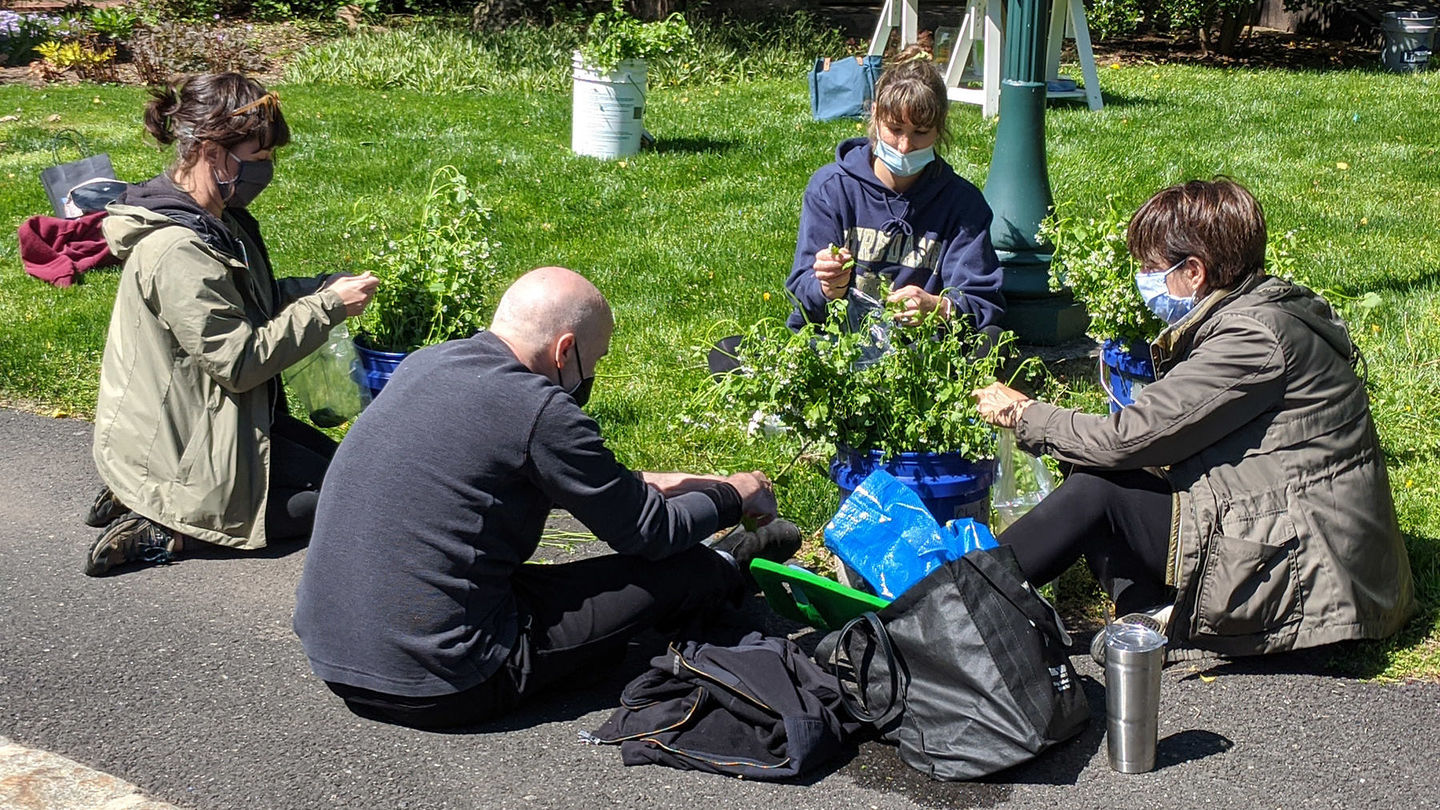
[143,73,290,171]
[1127,178,1267,289]
[868,45,950,147]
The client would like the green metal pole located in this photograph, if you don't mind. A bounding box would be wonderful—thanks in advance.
[983,0,1088,344]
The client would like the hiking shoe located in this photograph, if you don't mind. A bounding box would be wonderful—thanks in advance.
[84,515,182,577]
[83,486,130,528]
[708,519,803,587]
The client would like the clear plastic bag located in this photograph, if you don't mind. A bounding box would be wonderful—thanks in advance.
[991,428,1056,532]
[824,469,997,599]
[283,322,370,428]
[845,281,894,370]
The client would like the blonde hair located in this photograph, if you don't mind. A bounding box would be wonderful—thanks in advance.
[867,45,949,147]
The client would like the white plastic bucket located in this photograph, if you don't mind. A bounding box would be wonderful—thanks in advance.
[1381,12,1436,72]
[571,52,647,159]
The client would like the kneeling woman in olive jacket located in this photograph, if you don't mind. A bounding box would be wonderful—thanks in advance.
[85,74,379,576]
[973,178,1413,658]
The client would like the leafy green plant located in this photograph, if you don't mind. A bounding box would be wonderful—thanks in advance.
[88,6,139,42]
[351,166,503,353]
[286,11,845,93]
[578,0,692,73]
[130,0,225,24]
[1045,200,1314,346]
[33,39,119,82]
[1086,0,1144,39]
[285,26,502,93]
[1042,197,1163,346]
[709,295,1010,460]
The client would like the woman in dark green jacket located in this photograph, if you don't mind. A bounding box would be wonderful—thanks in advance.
[973,179,1413,658]
[86,74,379,576]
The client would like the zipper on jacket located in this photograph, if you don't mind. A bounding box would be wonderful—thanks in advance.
[637,737,792,771]
[584,686,706,745]
[669,644,778,714]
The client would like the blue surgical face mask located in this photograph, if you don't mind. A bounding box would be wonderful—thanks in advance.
[873,138,935,178]
[1134,258,1195,325]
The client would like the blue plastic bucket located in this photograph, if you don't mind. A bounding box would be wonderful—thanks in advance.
[354,342,407,400]
[1100,339,1157,413]
[830,447,995,524]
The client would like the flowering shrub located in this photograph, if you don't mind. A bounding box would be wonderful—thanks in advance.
[711,296,1010,460]
[1,11,64,66]
[130,22,266,84]
[351,166,503,353]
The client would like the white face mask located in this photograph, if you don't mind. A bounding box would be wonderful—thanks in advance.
[1134,258,1195,324]
[873,138,935,178]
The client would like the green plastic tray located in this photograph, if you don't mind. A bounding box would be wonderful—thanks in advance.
[750,558,892,631]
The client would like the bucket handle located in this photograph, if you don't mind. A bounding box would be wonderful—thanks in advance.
[622,73,647,109]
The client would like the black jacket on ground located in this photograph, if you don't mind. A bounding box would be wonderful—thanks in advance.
[587,632,861,781]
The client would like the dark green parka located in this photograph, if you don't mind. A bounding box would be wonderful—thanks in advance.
[1016,275,1414,656]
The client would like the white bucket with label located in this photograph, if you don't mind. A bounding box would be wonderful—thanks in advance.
[571,51,646,159]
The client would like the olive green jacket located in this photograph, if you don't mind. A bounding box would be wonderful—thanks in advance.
[1016,276,1414,655]
[94,203,347,549]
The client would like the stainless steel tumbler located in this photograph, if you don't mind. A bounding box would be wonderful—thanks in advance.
[1104,622,1166,773]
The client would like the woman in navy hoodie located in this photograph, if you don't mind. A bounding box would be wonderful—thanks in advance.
[787,50,1004,333]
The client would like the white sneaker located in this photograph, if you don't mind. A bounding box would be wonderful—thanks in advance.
[1090,605,1174,666]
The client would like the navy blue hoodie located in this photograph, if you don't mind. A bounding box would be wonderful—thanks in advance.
[786,137,1004,330]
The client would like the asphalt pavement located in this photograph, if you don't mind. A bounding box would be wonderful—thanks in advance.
[2,406,1438,810]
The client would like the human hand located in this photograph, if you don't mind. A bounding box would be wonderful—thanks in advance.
[972,381,1034,428]
[886,285,945,326]
[323,272,380,317]
[814,244,854,301]
[725,471,778,527]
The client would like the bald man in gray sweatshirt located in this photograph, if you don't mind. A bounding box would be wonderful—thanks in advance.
[294,267,799,728]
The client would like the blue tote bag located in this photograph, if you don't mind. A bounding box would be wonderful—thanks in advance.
[809,55,883,122]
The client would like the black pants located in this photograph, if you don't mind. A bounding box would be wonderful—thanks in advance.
[265,413,336,542]
[998,467,1173,616]
[328,544,745,729]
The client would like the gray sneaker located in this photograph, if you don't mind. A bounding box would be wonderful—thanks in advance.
[84,516,182,577]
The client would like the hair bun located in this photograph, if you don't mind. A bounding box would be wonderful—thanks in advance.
[142,81,185,145]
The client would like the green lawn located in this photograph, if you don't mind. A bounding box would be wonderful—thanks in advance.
[1,61,1435,679]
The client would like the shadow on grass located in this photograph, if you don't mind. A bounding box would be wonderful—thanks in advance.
[649,136,739,155]
[1050,89,1156,112]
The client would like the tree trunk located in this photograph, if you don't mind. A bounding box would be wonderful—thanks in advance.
[470,0,542,31]
[629,0,684,20]
[1215,9,1246,55]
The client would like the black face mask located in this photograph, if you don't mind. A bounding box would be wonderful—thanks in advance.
[566,338,595,407]
[215,150,274,210]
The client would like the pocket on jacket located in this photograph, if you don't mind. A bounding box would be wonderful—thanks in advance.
[1194,523,1302,638]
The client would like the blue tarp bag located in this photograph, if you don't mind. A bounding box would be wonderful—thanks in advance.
[809,55,883,122]
[823,469,997,599]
